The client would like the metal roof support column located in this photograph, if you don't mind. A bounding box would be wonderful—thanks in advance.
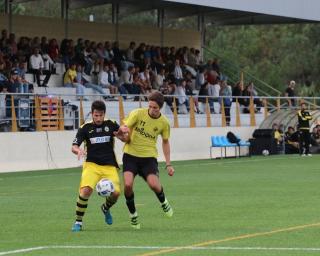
[5,0,12,33]
[112,3,119,42]
[197,13,205,61]
[61,0,69,38]
[157,9,164,47]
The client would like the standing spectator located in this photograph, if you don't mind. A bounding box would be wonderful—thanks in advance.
[285,80,296,107]
[297,102,312,156]
[220,80,232,126]
[173,59,183,85]
[126,41,136,63]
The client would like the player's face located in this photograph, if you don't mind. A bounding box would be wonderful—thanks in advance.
[92,109,105,125]
[148,101,161,118]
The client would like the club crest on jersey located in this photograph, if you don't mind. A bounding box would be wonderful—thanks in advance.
[153,127,158,132]
[104,126,109,132]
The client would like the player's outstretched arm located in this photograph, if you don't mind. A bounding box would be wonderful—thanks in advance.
[162,139,174,176]
[72,145,86,160]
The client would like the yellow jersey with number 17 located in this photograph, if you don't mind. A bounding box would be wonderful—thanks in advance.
[123,108,170,158]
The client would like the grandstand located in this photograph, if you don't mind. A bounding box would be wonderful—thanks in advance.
[1,0,320,172]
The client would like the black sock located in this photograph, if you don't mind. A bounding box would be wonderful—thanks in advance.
[125,193,136,214]
[155,187,166,204]
[102,196,117,211]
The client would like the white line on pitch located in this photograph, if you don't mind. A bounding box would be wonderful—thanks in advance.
[2,245,320,255]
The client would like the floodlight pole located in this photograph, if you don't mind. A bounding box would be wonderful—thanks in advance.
[157,9,165,47]
[112,3,119,42]
[61,0,69,38]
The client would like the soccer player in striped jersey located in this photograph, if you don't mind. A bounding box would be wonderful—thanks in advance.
[71,100,128,232]
[118,91,175,229]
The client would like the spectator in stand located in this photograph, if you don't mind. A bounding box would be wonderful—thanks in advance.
[212,58,220,75]
[30,36,41,51]
[284,126,299,154]
[188,48,197,67]
[285,80,296,107]
[76,64,110,99]
[154,67,166,90]
[96,42,108,70]
[15,61,33,92]
[219,79,232,126]
[126,41,136,63]
[104,41,114,63]
[29,47,50,87]
[63,63,86,100]
[8,69,29,93]
[98,64,118,95]
[173,59,183,85]
[232,81,248,108]
[186,79,201,114]
[48,38,60,63]
[195,66,206,90]
[208,77,220,113]
[7,33,18,58]
[0,29,8,49]
[119,66,140,98]
[194,49,201,66]
[246,81,263,112]
[40,36,49,55]
[138,65,153,95]
[160,80,177,113]
[108,63,119,89]
[176,79,189,114]
[198,82,214,113]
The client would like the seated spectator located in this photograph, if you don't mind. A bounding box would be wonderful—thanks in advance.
[153,67,166,90]
[108,63,119,89]
[138,66,152,95]
[160,80,177,113]
[186,79,201,114]
[272,123,284,152]
[8,69,29,94]
[176,79,189,114]
[119,66,140,98]
[98,64,118,95]
[76,64,110,99]
[232,81,248,108]
[285,126,300,154]
[198,82,214,113]
[63,63,86,100]
[29,47,50,87]
[246,81,263,112]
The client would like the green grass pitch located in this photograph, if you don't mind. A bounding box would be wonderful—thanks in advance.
[1,155,320,256]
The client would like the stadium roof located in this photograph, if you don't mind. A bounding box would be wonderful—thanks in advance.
[10,0,320,25]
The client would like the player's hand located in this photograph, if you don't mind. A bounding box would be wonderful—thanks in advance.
[166,165,174,176]
[77,149,86,160]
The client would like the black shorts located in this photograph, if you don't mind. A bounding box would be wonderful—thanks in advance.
[122,153,159,179]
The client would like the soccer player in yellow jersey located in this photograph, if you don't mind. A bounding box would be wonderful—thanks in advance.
[119,91,175,229]
[71,100,128,232]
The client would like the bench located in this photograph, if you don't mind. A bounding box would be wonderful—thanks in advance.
[210,135,251,159]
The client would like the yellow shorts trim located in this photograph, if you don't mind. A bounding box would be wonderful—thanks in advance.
[80,162,120,193]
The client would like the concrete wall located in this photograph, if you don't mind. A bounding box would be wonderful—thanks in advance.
[0,127,256,173]
[0,14,201,49]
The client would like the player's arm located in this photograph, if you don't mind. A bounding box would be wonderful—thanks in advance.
[162,138,174,176]
[114,125,131,143]
[72,127,86,160]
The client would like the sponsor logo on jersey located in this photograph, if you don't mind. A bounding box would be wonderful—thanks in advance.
[89,129,94,134]
[96,128,102,133]
[89,136,111,144]
[134,126,155,139]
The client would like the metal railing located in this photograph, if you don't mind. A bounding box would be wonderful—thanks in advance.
[0,92,319,132]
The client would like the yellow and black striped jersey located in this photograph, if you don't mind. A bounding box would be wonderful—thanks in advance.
[73,119,119,166]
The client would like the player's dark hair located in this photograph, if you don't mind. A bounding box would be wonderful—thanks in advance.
[148,91,164,109]
[91,100,106,113]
